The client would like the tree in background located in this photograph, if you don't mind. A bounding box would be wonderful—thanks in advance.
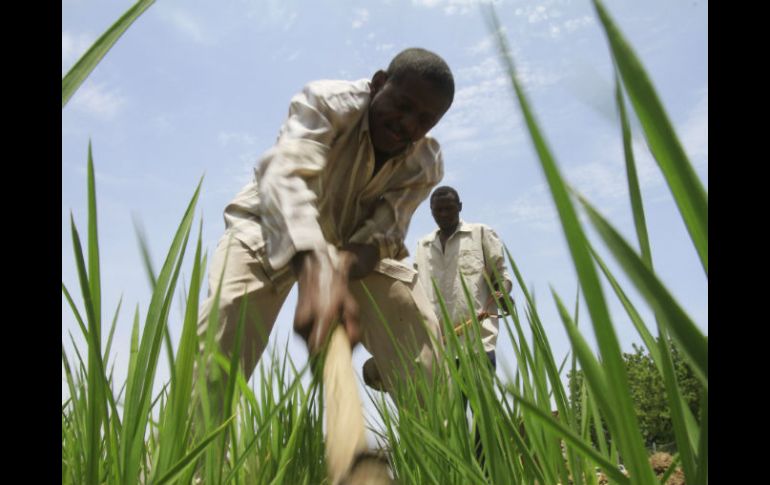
[568,339,702,451]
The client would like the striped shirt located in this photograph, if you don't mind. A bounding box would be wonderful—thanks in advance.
[223,78,444,281]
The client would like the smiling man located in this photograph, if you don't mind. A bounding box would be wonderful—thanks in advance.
[196,48,455,411]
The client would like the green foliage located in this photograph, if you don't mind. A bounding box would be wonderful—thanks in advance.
[62,0,156,107]
[568,341,702,450]
[62,1,706,483]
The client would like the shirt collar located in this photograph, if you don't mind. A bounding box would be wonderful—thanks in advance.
[456,220,472,233]
[428,219,470,244]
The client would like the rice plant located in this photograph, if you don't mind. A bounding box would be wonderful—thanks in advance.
[62,1,706,483]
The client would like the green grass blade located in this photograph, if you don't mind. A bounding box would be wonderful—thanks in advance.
[660,453,683,485]
[592,0,707,275]
[103,295,123,364]
[62,345,86,462]
[221,362,313,484]
[592,244,702,468]
[120,179,201,485]
[70,212,107,485]
[484,7,657,481]
[215,296,249,483]
[577,194,707,387]
[154,416,235,485]
[550,289,613,431]
[153,221,206,480]
[86,142,102,345]
[408,418,487,483]
[133,215,158,288]
[615,76,653,268]
[656,334,697,480]
[511,390,631,485]
[125,305,141,410]
[591,247,660,364]
[68,331,88,382]
[695,389,708,485]
[62,0,156,107]
[134,215,178,371]
[62,282,89,341]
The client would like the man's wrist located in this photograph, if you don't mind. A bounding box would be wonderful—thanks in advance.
[291,250,312,276]
[340,243,378,280]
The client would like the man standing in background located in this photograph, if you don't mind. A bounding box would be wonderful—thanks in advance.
[415,185,513,462]
[414,186,513,360]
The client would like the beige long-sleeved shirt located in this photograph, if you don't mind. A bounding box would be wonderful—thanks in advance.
[223,79,444,282]
[415,221,513,352]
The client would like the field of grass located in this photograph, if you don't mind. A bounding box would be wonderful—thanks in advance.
[62,1,707,484]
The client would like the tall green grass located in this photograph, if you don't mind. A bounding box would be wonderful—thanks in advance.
[63,2,706,483]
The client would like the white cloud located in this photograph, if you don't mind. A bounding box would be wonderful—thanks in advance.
[565,160,629,202]
[62,31,94,73]
[468,36,494,56]
[546,14,595,40]
[411,0,495,16]
[286,50,301,62]
[501,184,562,232]
[527,5,549,23]
[218,131,258,147]
[459,48,562,92]
[434,69,519,153]
[433,53,561,154]
[157,5,211,44]
[69,81,126,120]
[564,15,593,33]
[352,8,370,29]
[575,85,708,202]
[376,43,395,53]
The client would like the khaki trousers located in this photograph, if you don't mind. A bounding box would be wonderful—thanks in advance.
[196,231,443,397]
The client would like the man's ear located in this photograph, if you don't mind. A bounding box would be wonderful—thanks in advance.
[458,202,463,212]
[370,70,388,96]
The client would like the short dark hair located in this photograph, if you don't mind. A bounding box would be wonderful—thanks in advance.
[430,185,461,205]
[387,48,454,104]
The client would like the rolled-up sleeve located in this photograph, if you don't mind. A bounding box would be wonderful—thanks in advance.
[348,139,444,260]
[256,86,337,269]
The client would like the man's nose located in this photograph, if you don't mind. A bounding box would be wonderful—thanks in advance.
[400,113,420,142]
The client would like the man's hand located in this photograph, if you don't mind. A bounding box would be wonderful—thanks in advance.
[492,280,513,314]
[292,249,361,356]
[339,243,379,281]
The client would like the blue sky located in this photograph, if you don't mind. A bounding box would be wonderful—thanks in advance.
[62,0,708,423]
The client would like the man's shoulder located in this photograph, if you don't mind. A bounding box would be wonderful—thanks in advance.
[459,221,487,232]
[469,222,499,233]
[301,79,370,109]
[403,135,444,185]
[417,231,439,248]
[411,135,442,161]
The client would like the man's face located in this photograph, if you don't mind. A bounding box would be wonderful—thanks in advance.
[431,195,461,232]
[368,71,452,158]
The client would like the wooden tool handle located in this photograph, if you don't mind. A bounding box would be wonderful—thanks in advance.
[324,325,367,485]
